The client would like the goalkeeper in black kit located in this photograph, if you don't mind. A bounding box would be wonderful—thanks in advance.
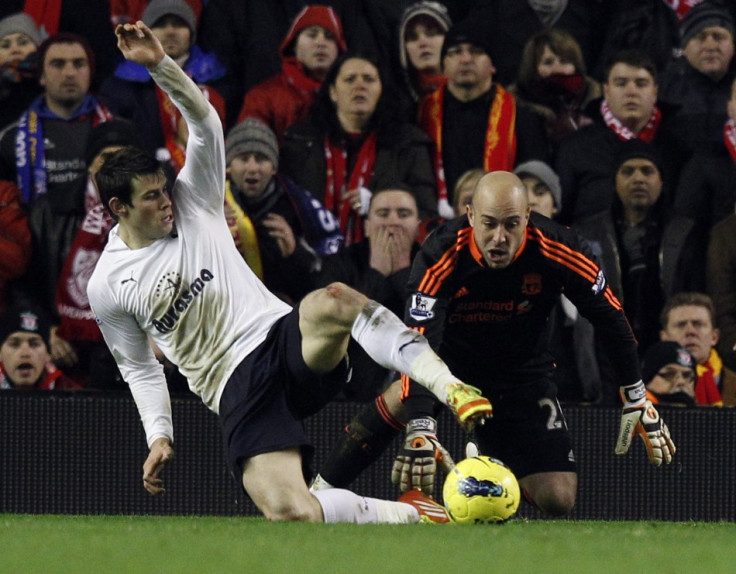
[312,171,675,516]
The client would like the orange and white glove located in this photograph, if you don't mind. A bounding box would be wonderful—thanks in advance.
[391,417,455,493]
[615,381,676,466]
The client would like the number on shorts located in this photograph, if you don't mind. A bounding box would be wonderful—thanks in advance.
[538,397,563,430]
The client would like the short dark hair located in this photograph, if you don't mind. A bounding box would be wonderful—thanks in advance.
[95,147,165,219]
[603,49,658,85]
[660,292,716,329]
[37,32,96,78]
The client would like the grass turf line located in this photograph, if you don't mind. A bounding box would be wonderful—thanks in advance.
[1,515,735,573]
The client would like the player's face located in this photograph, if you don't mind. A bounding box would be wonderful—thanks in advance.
[151,15,192,60]
[647,363,696,398]
[120,173,174,248]
[0,333,49,387]
[295,26,339,80]
[443,43,495,91]
[228,152,277,199]
[404,17,445,75]
[329,58,382,126]
[683,26,734,81]
[40,42,91,110]
[365,190,420,240]
[603,63,657,128]
[615,159,662,211]
[660,305,719,364]
[536,45,576,79]
[467,174,530,269]
[521,175,557,219]
[0,32,37,65]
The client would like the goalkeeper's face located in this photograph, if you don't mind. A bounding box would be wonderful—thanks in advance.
[467,172,530,270]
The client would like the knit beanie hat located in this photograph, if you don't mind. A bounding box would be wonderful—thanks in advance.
[641,341,697,384]
[0,12,43,46]
[613,138,664,176]
[513,160,562,210]
[226,118,279,168]
[143,0,198,43]
[0,303,51,350]
[441,18,493,62]
[85,119,144,166]
[399,1,452,71]
[280,5,347,56]
[680,0,735,47]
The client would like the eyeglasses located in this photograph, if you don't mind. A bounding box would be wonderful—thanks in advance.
[655,368,696,385]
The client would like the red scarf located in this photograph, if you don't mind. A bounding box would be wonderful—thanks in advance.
[323,132,377,246]
[282,57,323,96]
[695,349,724,406]
[601,99,662,142]
[155,83,226,173]
[661,0,705,21]
[55,180,115,343]
[419,84,517,218]
[724,118,736,163]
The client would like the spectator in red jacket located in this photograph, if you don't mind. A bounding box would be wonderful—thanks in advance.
[237,5,347,145]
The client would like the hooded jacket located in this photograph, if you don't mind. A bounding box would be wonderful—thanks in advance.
[237,5,346,145]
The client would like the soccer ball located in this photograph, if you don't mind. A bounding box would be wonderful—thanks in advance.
[442,456,521,524]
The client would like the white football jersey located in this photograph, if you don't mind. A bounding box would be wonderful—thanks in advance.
[88,57,291,446]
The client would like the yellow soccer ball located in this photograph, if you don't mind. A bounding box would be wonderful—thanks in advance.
[442,456,521,524]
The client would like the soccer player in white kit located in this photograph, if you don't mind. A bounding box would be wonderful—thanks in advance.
[88,21,491,524]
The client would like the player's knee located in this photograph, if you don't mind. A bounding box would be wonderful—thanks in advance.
[530,487,576,516]
[304,283,368,326]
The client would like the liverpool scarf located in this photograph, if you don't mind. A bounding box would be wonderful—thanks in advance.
[419,84,517,218]
[601,99,661,142]
[323,132,377,246]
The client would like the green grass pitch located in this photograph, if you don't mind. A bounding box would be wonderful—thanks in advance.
[2,515,735,573]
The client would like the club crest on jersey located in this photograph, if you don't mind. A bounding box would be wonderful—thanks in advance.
[521,273,542,296]
[591,269,607,295]
[410,293,437,321]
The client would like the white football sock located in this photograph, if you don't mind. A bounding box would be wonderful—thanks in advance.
[350,302,459,403]
[311,489,418,524]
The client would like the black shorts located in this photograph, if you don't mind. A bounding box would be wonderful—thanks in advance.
[218,304,349,482]
[474,377,576,480]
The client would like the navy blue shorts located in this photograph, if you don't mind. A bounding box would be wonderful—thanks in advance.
[474,378,577,479]
[218,304,349,483]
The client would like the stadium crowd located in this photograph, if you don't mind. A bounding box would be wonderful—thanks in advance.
[2,0,736,408]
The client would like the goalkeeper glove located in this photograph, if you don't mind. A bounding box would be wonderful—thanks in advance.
[615,381,676,466]
[391,417,455,493]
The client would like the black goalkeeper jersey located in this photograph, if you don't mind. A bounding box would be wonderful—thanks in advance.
[402,212,640,413]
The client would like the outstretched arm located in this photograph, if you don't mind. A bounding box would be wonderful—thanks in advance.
[115,21,210,122]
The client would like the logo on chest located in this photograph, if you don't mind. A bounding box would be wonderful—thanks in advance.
[520,273,542,296]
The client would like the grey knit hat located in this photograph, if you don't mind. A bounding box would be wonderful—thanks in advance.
[143,0,198,43]
[680,0,735,47]
[226,118,279,169]
[513,160,562,209]
[399,1,452,71]
[0,12,43,46]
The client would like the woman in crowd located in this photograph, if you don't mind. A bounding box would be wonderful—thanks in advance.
[510,28,600,150]
[280,52,437,245]
[397,1,451,105]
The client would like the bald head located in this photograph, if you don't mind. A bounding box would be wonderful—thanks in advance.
[467,171,530,269]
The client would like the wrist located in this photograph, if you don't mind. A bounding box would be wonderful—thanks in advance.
[406,417,437,435]
[620,380,646,408]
